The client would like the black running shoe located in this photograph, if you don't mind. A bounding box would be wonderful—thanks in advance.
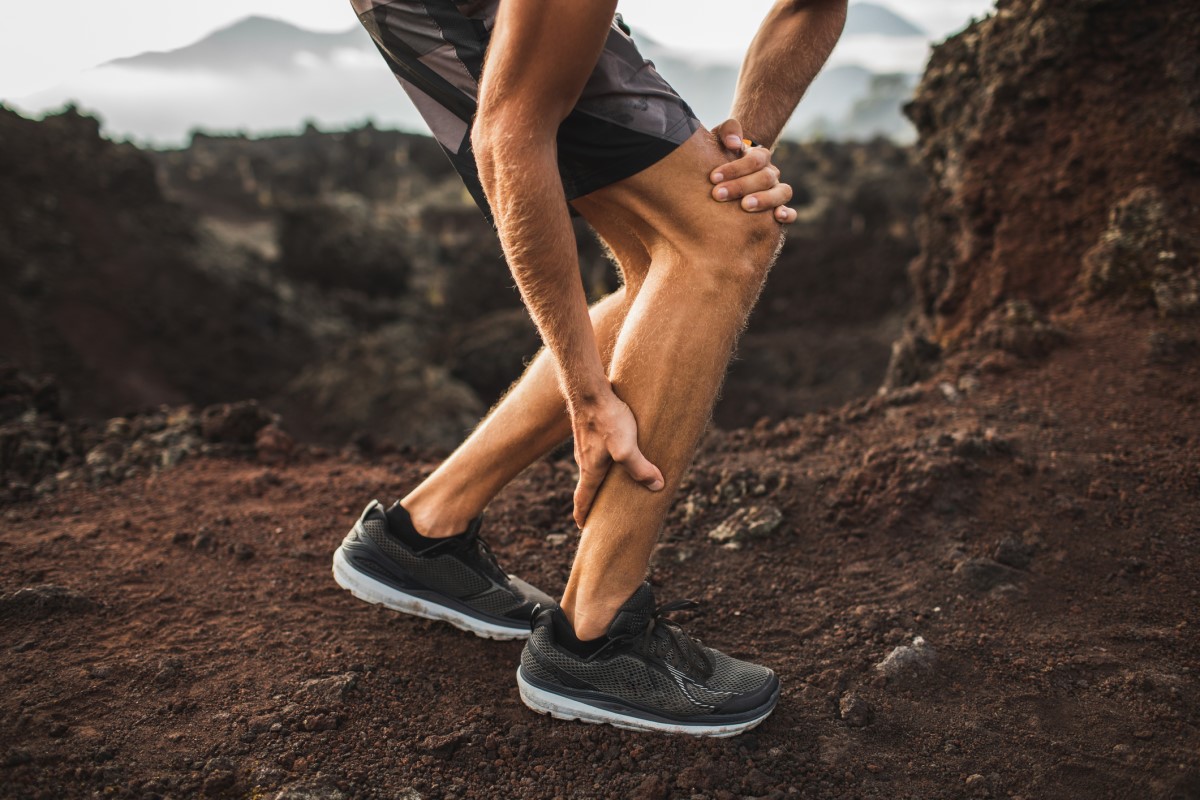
[333,500,554,640]
[517,583,779,736]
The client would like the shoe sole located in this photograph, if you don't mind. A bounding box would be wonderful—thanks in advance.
[516,666,778,737]
[332,546,529,641]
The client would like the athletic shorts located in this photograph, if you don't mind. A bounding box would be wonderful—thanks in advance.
[350,0,702,224]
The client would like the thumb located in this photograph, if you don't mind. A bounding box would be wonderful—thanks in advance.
[619,448,666,492]
[714,118,744,153]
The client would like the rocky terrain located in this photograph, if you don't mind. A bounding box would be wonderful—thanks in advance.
[885,0,1200,385]
[1,102,923,448]
[2,0,1199,797]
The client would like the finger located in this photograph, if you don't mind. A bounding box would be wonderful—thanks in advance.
[710,146,771,186]
[712,118,744,154]
[774,205,798,224]
[613,447,665,492]
[713,164,780,203]
[573,468,607,528]
[741,180,793,213]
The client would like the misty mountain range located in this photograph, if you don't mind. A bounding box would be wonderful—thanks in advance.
[13,2,928,146]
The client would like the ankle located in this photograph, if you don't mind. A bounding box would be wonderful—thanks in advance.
[400,494,478,539]
[561,591,631,641]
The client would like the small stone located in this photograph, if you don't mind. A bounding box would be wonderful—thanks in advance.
[256,423,295,464]
[202,770,236,796]
[201,400,276,445]
[418,729,469,758]
[838,693,874,727]
[1132,730,1154,740]
[954,557,1024,592]
[545,533,568,547]
[634,774,668,800]
[875,636,936,679]
[248,714,282,734]
[272,783,350,800]
[0,585,97,619]
[964,773,991,797]
[708,504,784,544]
[993,538,1034,570]
[978,352,1017,374]
[302,714,338,732]
[191,533,217,552]
[295,673,358,704]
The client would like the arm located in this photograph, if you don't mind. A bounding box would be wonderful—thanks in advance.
[472,0,664,526]
[731,0,849,148]
[703,0,847,218]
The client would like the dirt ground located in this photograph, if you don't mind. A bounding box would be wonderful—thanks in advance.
[1,309,1198,800]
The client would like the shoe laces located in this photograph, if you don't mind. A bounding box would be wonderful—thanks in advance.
[450,516,506,578]
[614,599,713,680]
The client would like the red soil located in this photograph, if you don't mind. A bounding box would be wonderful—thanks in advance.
[2,309,1197,799]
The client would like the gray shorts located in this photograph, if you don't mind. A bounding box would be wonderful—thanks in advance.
[351,0,702,223]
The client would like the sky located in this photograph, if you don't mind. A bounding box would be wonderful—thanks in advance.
[0,0,995,100]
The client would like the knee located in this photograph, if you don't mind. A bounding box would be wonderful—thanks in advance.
[686,210,784,292]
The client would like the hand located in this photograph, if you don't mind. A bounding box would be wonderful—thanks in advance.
[571,389,665,529]
[709,118,797,224]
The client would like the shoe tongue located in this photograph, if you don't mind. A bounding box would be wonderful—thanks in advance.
[604,583,656,639]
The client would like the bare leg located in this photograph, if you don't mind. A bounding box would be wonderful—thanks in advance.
[561,130,784,639]
[403,237,651,538]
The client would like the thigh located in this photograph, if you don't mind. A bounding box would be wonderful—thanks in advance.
[571,127,776,260]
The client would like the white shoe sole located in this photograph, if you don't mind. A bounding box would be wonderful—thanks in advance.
[332,546,529,641]
[517,667,776,737]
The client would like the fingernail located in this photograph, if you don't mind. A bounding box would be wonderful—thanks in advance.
[650,480,664,491]
[745,197,758,209]
[712,172,724,183]
[715,188,729,201]
[725,135,741,149]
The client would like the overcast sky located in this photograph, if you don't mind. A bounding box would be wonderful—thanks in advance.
[0,0,995,100]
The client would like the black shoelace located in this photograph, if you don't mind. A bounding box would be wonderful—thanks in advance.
[415,515,505,577]
[609,600,714,680]
[451,517,507,579]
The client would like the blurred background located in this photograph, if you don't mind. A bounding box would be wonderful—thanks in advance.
[1,1,989,450]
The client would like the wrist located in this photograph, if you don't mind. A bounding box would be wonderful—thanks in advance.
[567,374,616,416]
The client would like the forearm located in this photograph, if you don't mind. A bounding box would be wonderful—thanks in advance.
[475,129,608,411]
[731,0,848,147]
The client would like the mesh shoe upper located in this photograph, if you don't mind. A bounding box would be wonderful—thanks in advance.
[521,583,777,719]
[341,500,553,627]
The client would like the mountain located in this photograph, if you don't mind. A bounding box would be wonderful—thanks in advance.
[13,8,926,146]
[106,15,369,72]
[843,2,926,37]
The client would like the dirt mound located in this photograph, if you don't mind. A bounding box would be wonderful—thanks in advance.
[0,363,289,504]
[892,0,1200,372]
[0,106,319,419]
[0,106,485,448]
[1,310,1196,798]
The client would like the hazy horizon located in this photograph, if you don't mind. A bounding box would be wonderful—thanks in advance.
[0,0,993,100]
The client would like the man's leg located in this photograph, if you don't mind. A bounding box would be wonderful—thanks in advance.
[401,234,652,538]
[561,129,784,639]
